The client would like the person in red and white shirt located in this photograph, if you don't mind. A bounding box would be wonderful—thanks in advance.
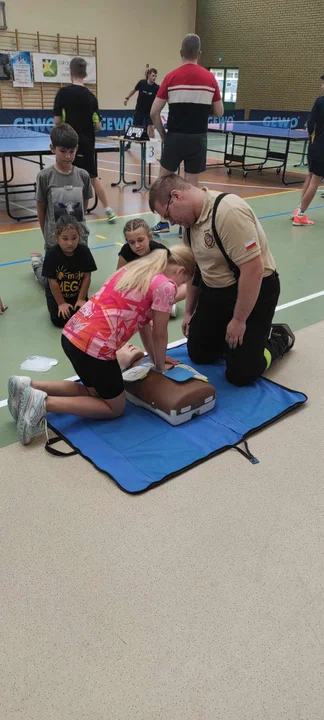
[151,33,223,234]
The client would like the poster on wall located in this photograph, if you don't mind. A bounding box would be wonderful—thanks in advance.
[0,52,12,80]
[11,52,33,87]
[32,54,96,84]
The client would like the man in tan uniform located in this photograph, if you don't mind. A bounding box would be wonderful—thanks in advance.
[149,174,294,386]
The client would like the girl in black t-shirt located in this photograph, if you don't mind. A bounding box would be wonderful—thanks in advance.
[117,218,186,318]
[42,215,97,328]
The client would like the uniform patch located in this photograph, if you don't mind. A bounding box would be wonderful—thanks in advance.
[245,239,257,251]
[204,231,215,249]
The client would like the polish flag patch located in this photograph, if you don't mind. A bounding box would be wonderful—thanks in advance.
[245,239,257,251]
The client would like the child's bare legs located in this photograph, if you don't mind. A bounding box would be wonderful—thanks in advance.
[0,298,8,314]
[91,176,116,219]
[31,379,125,419]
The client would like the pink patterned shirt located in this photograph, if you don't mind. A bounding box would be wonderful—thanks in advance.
[63,271,177,360]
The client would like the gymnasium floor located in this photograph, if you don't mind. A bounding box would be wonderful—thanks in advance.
[2,141,324,720]
[0,140,323,448]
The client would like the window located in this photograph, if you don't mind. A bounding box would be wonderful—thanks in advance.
[209,67,239,104]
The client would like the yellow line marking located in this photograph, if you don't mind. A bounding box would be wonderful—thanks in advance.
[245,188,299,200]
[95,234,106,239]
[0,211,152,236]
[114,242,123,246]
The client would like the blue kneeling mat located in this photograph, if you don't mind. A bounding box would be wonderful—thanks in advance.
[46,342,307,494]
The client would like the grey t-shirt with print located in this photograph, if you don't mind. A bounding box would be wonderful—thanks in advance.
[36,165,93,249]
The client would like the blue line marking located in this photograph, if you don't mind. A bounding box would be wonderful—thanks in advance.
[1,205,324,268]
[258,204,324,220]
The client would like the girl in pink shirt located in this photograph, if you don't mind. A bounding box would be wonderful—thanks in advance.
[8,245,195,445]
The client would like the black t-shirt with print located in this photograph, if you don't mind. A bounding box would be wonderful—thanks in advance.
[42,244,97,304]
[118,239,167,263]
[135,80,159,115]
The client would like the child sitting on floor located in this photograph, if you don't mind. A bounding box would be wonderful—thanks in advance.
[117,218,187,318]
[42,215,97,327]
[8,245,195,445]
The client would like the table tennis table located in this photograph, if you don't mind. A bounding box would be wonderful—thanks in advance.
[207,121,309,185]
[0,126,119,221]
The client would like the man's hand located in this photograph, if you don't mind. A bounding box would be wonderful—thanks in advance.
[74,299,86,311]
[226,318,246,350]
[124,98,128,106]
[182,312,192,338]
[58,302,73,320]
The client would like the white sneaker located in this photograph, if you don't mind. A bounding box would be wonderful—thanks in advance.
[17,386,47,445]
[8,375,31,421]
[170,304,177,318]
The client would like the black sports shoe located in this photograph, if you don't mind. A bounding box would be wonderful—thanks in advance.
[124,142,131,151]
[270,323,295,355]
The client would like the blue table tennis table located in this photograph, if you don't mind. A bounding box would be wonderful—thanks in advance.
[208,121,309,185]
[0,126,119,221]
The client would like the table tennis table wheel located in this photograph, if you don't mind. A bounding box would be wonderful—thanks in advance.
[276,167,281,175]
[243,171,248,178]
[227,168,232,175]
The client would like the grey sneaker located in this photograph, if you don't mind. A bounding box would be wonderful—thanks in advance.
[8,375,31,421]
[105,208,117,222]
[30,252,42,268]
[17,386,47,445]
[170,303,178,318]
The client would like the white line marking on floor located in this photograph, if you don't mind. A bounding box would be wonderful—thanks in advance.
[0,199,36,214]
[275,289,324,311]
[1,292,323,411]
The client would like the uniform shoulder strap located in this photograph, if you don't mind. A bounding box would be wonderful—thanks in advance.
[211,193,240,282]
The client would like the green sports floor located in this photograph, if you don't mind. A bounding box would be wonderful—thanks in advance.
[1,164,324,448]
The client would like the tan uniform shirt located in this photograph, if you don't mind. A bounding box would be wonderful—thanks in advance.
[185,189,276,288]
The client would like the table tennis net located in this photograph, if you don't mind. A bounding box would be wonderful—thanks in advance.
[0,124,50,139]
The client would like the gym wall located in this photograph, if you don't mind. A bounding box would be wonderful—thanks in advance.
[196,0,323,114]
[6,0,196,108]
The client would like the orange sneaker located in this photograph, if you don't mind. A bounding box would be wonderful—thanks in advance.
[291,208,300,218]
[292,214,314,226]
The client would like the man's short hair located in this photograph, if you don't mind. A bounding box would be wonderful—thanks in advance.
[149,173,191,212]
[70,56,87,79]
[50,123,79,149]
[181,33,201,61]
[148,67,157,75]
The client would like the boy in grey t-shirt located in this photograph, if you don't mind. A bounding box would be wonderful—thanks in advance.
[31,124,93,285]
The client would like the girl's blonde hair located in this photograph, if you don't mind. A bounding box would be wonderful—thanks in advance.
[114,245,195,295]
[123,218,151,238]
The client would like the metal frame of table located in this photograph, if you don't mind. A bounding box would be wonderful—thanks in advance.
[0,142,119,221]
[110,137,152,192]
[208,124,309,186]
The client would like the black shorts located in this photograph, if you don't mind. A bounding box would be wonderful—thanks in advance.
[160,132,207,174]
[133,111,153,127]
[73,144,97,179]
[308,146,324,177]
[61,334,124,400]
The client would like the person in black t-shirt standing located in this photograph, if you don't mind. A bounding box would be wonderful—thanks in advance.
[53,57,116,222]
[42,215,97,327]
[124,68,159,142]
